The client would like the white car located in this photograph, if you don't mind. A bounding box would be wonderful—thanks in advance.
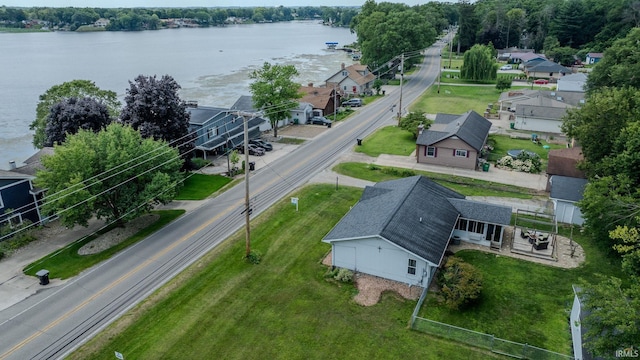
[500,64,513,70]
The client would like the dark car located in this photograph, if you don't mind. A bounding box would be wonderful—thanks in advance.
[309,116,332,126]
[250,139,273,151]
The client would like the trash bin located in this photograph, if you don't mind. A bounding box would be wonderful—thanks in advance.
[327,122,331,128]
[382,90,386,95]
[356,138,362,146]
[249,161,255,171]
[482,162,490,172]
[36,269,49,285]
[510,122,515,129]
[452,236,461,245]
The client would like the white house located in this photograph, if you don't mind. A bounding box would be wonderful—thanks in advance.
[557,73,587,92]
[230,95,312,130]
[322,176,512,287]
[549,175,588,225]
[325,63,376,97]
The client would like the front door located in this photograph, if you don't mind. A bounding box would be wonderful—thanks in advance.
[486,224,502,243]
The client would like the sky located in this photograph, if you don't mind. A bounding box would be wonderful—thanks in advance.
[0,0,455,8]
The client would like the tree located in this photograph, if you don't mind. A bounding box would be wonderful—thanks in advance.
[457,0,479,52]
[505,8,525,48]
[119,74,195,170]
[579,276,640,358]
[398,112,432,139]
[30,80,120,149]
[495,77,512,91]
[44,97,112,147]
[35,123,182,228]
[249,62,301,138]
[610,219,640,277]
[438,257,483,310]
[460,44,497,82]
[586,28,640,93]
[546,46,577,67]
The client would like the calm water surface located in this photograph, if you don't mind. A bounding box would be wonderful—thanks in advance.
[0,21,357,168]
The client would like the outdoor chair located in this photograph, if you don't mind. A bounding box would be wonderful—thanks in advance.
[520,229,530,239]
[534,239,549,250]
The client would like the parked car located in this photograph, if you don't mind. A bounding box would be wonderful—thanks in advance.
[309,116,332,127]
[499,64,513,70]
[534,79,549,84]
[250,139,273,151]
[342,98,362,107]
[235,143,265,156]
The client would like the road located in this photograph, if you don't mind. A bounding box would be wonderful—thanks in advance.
[0,42,443,360]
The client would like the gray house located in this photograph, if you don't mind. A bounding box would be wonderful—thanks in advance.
[549,175,588,225]
[187,104,266,156]
[416,111,492,170]
[322,176,511,287]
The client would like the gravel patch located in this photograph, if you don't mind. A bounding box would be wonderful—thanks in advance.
[77,214,160,255]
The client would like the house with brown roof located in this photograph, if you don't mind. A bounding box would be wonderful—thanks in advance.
[546,147,586,191]
[298,84,341,117]
[325,63,376,97]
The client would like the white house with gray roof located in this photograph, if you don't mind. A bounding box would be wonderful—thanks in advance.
[322,176,512,287]
[549,175,588,225]
[416,111,492,170]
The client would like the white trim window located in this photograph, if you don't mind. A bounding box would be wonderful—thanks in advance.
[0,193,4,209]
[407,259,417,275]
[454,149,468,157]
[426,146,436,157]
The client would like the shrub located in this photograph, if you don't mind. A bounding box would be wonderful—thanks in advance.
[245,250,262,264]
[495,153,542,173]
[496,77,512,90]
[334,268,354,283]
[438,257,483,310]
[191,157,210,169]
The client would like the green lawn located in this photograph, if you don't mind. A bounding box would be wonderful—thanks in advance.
[487,134,567,162]
[421,224,624,354]
[175,173,233,200]
[411,85,506,115]
[24,210,185,279]
[354,125,416,157]
[333,162,538,198]
[69,185,499,360]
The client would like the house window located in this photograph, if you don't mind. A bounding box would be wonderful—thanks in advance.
[454,149,468,157]
[206,128,214,139]
[468,221,485,234]
[0,193,4,208]
[342,70,348,76]
[407,259,417,275]
[426,146,436,157]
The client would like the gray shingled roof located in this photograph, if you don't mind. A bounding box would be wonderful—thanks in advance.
[187,106,227,126]
[231,95,258,112]
[416,110,491,151]
[550,175,588,202]
[325,176,465,265]
[447,198,512,225]
[527,60,571,74]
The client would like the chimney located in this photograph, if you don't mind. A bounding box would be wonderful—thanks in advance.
[417,123,424,135]
[341,63,345,70]
[9,160,16,170]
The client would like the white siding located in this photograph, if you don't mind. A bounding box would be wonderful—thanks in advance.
[570,293,584,360]
[330,237,435,286]
[554,200,584,225]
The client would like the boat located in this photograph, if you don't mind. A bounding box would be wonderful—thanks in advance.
[326,42,338,49]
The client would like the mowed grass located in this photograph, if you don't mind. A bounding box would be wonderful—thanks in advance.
[412,85,505,115]
[421,226,624,354]
[333,162,538,199]
[488,134,567,161]
[24,210,185,279]
[175,173,233,200]
[354,125,416,157]
[70,185,500,360]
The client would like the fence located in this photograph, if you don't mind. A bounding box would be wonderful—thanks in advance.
[411,316,574,360]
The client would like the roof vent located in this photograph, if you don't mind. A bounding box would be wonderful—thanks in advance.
[9,160,16,170]
[419,217,423,223]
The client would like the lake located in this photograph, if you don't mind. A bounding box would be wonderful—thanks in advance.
[0,21,357,169]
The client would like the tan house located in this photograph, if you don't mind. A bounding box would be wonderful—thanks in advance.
[298,84,341,117]
[416,111,492,170]
[523,60,571,82]
[326,63,376,97]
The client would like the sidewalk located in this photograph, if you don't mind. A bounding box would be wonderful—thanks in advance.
[0,139,551,312]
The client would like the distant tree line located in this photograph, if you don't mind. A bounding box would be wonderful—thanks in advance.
[0,5,358,31]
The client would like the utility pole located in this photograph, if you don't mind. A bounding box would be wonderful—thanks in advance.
[397,53,404,123]
[236,112,252,258]
[333,83,337,122]
[448,25,453,69]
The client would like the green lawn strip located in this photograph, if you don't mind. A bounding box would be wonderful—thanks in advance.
[439,71,523,85]
[420,227,624,354]
[279,137,306,144]
[488,134,567,162]
[70,185,500,360]
[411,85,506,115]
[23,210,185,279]
[354,125,416,157]
[333,162,536,198]
[175,173,232,200]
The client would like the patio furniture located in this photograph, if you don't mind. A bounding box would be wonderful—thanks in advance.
[533,239,549,250]
[520,229,530,239]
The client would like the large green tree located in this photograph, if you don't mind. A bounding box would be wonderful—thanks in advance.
[30,80,120,149]
[587,28,640,93]
[460,44,497,82]
[249,62,301,138]
[399,112,432,139]
[119,74,195,169]
[35,123,182,228]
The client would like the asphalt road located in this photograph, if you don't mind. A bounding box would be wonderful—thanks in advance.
[0,42,444,360]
